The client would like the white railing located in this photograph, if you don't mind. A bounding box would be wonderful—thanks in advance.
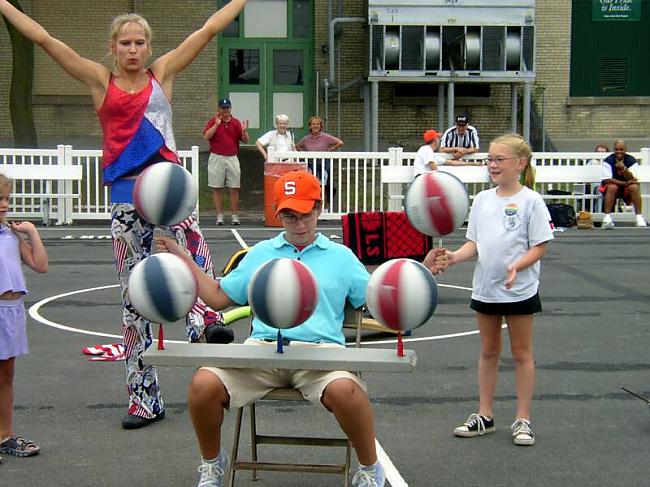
[2,145,648,223]
[270,147,650,221]
[0,145,200,223]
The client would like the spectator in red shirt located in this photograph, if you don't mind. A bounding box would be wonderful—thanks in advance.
[203,98,249,225]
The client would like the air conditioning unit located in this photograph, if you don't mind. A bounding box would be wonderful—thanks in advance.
[368,0,535,82]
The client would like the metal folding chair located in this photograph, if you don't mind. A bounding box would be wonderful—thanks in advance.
[227,304,364,487]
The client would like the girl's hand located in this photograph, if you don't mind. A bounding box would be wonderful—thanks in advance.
[154,236,184,256]
[505,264,517,289]
[10,220,36,235]
[423,247,450,274]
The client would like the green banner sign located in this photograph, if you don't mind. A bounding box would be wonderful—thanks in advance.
[593,0,642,21]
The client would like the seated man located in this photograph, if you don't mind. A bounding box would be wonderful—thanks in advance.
[600,139,647,229]
[413,129,483,180]
[439,116,480,161]
[157,170,401,487]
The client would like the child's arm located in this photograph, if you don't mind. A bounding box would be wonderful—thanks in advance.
[504,242,548,289]
[11,221,48,273]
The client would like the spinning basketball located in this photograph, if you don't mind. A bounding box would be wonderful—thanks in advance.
[366,258,438,332]
[248,258,319,329]
[133,162,198,226]
[128,253,198,323]
[405,171,470,236]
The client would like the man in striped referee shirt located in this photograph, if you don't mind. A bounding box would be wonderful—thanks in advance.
[440,115,480,161]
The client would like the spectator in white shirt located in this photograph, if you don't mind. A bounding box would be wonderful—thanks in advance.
[256,114,296,161]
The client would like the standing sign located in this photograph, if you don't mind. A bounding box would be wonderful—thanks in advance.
[593,0,642,21]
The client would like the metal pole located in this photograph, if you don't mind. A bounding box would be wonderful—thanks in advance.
[324,78,330,133]
[523,82,531,143]
[364,83,371,151]
[510,84,518,133]
[315,70,320,117]
[371,81,379,151]
[542,85,546,152]
[437,84,445,131]
[447,82,455,129]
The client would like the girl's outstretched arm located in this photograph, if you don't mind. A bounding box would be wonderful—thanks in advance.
[0,0,108,100]
[11,221,48,273]
[505,242,548,289]
[153,0,247,86]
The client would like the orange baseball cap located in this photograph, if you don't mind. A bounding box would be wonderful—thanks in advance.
[423,129,441,144]
[274,170,322,216]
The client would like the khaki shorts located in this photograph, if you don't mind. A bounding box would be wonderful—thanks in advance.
[208,153,241,188]
[200,339,366,409]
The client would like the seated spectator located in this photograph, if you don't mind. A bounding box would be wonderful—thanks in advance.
[600,139,647,229]
[413,130,484,180]
[255,114,295,162]
[440,116,480,161]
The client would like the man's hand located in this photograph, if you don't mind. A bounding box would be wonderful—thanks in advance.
[242,119,249,130]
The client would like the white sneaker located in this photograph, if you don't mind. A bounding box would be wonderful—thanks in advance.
[635,215,647,227]
[602,214,614,230]
[351,461,385,487]
[197,449,229,487]
[231,214,240,226]
[216,214,224,226]
[511,418,535,446]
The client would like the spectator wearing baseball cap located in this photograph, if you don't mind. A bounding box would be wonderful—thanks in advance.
[413,129,447,178]
[203,98,249,226]
[154,166,416,487]
[440,115,480,161]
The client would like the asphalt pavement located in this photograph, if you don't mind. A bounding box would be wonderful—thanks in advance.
[2,221,650,486]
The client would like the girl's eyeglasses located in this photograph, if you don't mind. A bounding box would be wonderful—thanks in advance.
[483,156,516,165]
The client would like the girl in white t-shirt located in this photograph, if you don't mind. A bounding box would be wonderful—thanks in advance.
[425,133,553,447]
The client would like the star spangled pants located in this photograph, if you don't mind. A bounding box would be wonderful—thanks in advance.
[110,203,215,418]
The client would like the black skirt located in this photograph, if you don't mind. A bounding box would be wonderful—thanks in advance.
[470,292,542,316]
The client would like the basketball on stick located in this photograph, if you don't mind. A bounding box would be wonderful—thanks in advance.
[247,258,319,329]
[133,162,197,225]
[128,253,198,323]
[405,171,470,236]
[365,258,438,332]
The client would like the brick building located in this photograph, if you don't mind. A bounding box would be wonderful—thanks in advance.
[1,0,649,151]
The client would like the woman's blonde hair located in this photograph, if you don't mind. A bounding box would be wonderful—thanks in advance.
[0,173,11,193]
[108,14,153,68]
[491,133,535,188]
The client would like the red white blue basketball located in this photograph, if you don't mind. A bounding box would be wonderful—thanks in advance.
[365,258,438,331]
[133,162,198,226]
[128,253,198,323]
[247,258,319,329]
[405,171,470,236]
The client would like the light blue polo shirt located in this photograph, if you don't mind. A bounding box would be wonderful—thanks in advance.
[219,232,370,345]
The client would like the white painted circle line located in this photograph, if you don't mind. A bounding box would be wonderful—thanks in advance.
[376,439,408,487]
[28,284,186,343]
[28,283,477,344]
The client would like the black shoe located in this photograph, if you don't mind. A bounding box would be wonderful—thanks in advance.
[204,323,235,344]
[121,411,165,430]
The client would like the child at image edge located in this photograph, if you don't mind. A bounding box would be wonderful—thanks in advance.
[0,173,48,460]
[424,133,554,446]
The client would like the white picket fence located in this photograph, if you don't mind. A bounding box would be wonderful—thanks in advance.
[0,145,199,223]
[270,147,650,221]
[1,145,648,224]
